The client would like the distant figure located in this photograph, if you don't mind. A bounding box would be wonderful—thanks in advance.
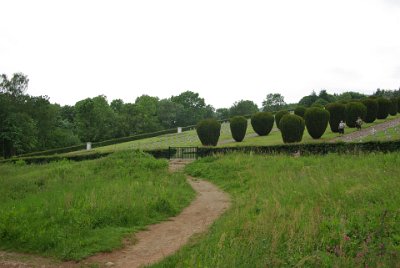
[338,120,345,135]
[355,117,363,130]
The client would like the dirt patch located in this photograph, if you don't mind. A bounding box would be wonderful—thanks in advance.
[331,117,400,142]
[0,161,231,268]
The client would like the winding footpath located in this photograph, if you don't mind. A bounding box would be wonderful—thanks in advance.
[0,160,231,268]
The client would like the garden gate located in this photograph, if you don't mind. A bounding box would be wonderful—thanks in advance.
[169,147,198,160]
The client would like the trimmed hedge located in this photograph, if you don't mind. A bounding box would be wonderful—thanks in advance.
[398,97,400,113]
[304,107,330,139]
[279,114,305,143]
[294,106,307,118]
[377,97,391,119]
[275,110,290,129]
[326,103,346,133]
[389,98,398,116]
[230,116,248,142]
[345,102,367,128]
[251,112,274,136]
[361,98,378,123]
[196,119,221,146]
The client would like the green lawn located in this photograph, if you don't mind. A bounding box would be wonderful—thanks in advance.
[152,152,400,267]
[360,125,400,142]
[0,151,195,260]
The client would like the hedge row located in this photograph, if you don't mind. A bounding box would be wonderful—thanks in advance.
[0,152,112,165]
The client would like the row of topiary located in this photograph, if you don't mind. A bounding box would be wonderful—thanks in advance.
[196,96,399,146]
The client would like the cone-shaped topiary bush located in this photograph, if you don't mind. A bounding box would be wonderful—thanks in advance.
[275,110,290,129]
[229,116,247,142]
[389,98,398,116]
[376,97,390,119]
[361,98,378,123]
[345,102,367,128]
[294,106,307,118]
[196,119,221,146]
[279,114,305,143]
[304,107,330,139]
[251,112,274,136]
[326,102,346,132]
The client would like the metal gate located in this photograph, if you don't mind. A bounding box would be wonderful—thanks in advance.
[169,147,198,159]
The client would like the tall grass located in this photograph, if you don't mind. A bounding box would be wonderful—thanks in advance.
[152,152,400,267]
[0,151,195,260]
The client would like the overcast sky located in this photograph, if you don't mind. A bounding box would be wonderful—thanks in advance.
[1,0,399,109]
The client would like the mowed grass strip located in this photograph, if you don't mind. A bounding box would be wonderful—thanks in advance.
[152,153,400,267]
[0,151,195,261]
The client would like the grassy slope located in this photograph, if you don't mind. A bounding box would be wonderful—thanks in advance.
[152,153,400,267]
[0,151,195,260]
[361,125,400,142]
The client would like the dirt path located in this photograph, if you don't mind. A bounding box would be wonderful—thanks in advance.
[0,160,230,268]
[330,117,400,142]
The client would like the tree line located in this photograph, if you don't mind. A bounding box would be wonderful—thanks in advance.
[1,72,399,157]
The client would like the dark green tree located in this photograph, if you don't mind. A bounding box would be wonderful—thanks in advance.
[304,107,330,139]
[229,116,247,142]
[196,119,221,146]
[251,112,274,136]
[262,93,286,112]
[275,110,289,129]
[279,114,305,143]
[229,100,259,116]
[326,103,346,132]
[361,98,378,123]
[345,102,367,128]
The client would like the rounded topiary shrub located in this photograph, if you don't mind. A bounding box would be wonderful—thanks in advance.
[325,103,346,132]
[345,102,367,128]
[361,98,378,123]
[376,97,390,119]
[230,116,247,142]
[304,107,330,139]
[389,98,398,116]
[279,114,305,143]
[196,119,221,146]
[251,112,274,136]
[294,106,307,118]
[275,110,290,129]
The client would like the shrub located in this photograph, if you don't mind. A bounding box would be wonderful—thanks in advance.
[279,114,305,143]
[304,107,330,139]
[398,97,400,113]
[250,112,274,136]
[345,102,367,128]
[389,98,398,116]
[275,110,290,129]
[376,97,390,119]
[196,119,221,146]
[361,98,378,123]
[326,103,346,132]
[230,116,247,142]
[294,106,307,118]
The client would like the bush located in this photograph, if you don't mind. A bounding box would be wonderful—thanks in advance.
[196,119,221,146]
[345,102,367,128]
[398,97,400,113]
[326,103,346,132]
[275,110,290,129]
[294,106,307,118]
[304,107,330,139]
[376,98,391,119]
[279,114,305,143]
[230,116,248,142]
[389,98,398,116]
[361,98,378,123]
[250,112,274,136]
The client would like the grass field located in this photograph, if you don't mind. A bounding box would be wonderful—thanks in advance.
[360,125,400,142]
[152,152,400,267]
[0,151,195,260]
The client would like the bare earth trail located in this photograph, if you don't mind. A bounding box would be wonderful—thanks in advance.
[0,160,231,268]
[330,117,400,142]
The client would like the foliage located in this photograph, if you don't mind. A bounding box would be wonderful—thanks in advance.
[294,106,307,118]
[274,110,289,129]
[164,153,400,267]
[304,107,330,139]
[312,98,329,107]
[298,91,318,107]
[262,93,286,112]
[229,100,259,117]
[361,98,378,123]
[216,108,230,120]
[196,119,221,146]
[279,114,305,143]
[345,102,367,128]
[389,98,398,116]
[0,151,195,260]
[250,112,274,136]
[376,97,391,119]
[229,116,248,142]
